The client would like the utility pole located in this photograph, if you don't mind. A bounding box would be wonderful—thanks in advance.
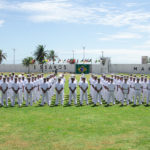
[13,49,16,64]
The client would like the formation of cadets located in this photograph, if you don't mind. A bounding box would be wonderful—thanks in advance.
[0,72,150,107]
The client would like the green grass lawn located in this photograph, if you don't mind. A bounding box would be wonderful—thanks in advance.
[0,74,150,150]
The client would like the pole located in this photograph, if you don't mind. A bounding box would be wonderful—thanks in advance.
[102,51,104,58]
[13,49,16,64]
[72,50,74,59]
[83,46,85,64]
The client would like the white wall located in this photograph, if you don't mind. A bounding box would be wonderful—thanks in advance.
[110,64,150,74]
[91,64,109,74]
[0,64,28,72]
[0,64,75,73]
[1,63,150,74]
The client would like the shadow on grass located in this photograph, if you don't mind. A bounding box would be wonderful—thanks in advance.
[131,104,140,107]
[91,104,98,107]
[104,104,113,107]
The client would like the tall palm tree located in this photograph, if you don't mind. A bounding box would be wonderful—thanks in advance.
[47,50,58,64]
[22,57,34,73]
[34,45,48,73]
[0,49,7,64]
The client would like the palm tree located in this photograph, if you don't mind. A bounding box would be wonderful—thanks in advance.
[0,49,7,64]
[22,57,34,73]
[34,45,48,72]
[47,50,58,64]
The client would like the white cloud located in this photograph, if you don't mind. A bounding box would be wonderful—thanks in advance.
[99,32,142,41]
[126,3,137,7]
[131,24,150,32]
[134,40,150,49]
[0,20,4,26]
[1,0,150,27]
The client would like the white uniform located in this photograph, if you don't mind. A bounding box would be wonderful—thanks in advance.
[121,83,129,105]
[107,83,115,105]
[118,80,123,102]
[47,80,52,104]
[90,78,94,102]
[7,81,13,102]
[0,79,2,103]
[80,82,88,105]
[61,77,65,101]
[94,82,103,105]
[41,82,50,106]
[92,80,97,103]
[18,81,23,104]
[12,82,21,106]
[31,81,36,102]
[25,82,34,106]
[0,82,8,106]
[147,82,150,104]
[134,83,142,105]
[55,82,64,105]
[142,81,148,103]
[69,81,77,105]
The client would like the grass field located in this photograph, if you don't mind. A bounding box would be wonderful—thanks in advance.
[0,74,150,150]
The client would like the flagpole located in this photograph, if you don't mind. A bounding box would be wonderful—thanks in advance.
[83,46,85,64]
[72,50,74,59]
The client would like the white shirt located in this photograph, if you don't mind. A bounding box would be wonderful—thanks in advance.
[95,82,102,91]
[25,82,34,90]
[108,83,115,92]
[80,82,88,91]
[41,82,49,91]
[12,82,20,91]
[142,82,148,89]
[55,82,63,91]
[69,82,77,91]
[1,82,8,91]
[134,83,142,90]
[147,83,150,90]
[122,83,129,94]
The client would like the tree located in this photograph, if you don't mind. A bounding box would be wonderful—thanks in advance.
[34,45,48,73]
[0,49,7,64]
[47,50,58,64]
[22,57,34,73]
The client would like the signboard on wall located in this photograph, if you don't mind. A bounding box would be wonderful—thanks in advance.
[76,64,90,74]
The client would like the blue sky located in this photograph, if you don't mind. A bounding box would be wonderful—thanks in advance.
[0,0,150,64]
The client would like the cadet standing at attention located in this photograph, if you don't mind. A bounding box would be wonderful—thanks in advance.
[68,76,77,105]
[79,77,88,106]
[0,78,8,106]
[55,77,64,106]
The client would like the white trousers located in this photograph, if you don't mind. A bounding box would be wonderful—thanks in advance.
[1,92,8,106]
[55,92,63,105]
[69,91,77,105]
[122,93,129,105]
[142,90,147,102]
[19,90,23,103]
[95,92,102,104]
[26,92,33,106]
[41,92,50,106]
[147,91,150,104]
[7,89,13,101]
[134,91,142,105]
[80,91,88,105]
[107,92,115,104]
[129,88,135,102]
[12,92,21,106]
